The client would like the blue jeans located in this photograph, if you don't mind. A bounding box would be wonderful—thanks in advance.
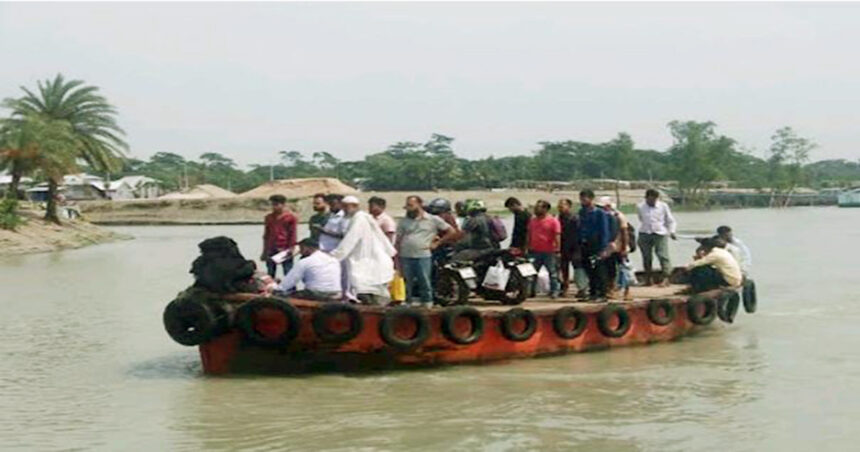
[530,252,560,294]
[266,256,294,278]
[400,257,434,303]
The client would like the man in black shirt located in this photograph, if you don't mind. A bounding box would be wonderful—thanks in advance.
[557,198,587,298]
[505,197,531,254]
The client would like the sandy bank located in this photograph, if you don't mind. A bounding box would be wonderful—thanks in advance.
[78,189,646,225]
[0,209,131,256]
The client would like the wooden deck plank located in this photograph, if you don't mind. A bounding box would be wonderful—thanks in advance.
[469,284,688,312]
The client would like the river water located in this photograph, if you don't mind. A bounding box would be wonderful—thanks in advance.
[1,207,858,451]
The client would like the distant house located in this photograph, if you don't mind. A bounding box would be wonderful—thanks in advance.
[0,173,34,197]
[114,176,162,199]
[57,174,106,200]
[99,176,162,200]
[25,174,163,201]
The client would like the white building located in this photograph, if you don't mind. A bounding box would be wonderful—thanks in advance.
[26,174,163,201]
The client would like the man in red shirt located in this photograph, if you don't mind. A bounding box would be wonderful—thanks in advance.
[261,194,298,278]
[526,200,561,298]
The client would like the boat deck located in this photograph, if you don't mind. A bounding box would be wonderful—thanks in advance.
[225,284,692,313]
[438,284,689,313]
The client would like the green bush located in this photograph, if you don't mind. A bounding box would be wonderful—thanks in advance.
[0,199,26,231]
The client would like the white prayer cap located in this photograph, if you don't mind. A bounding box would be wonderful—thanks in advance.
[342,195,360,205]
[597,196,616,209]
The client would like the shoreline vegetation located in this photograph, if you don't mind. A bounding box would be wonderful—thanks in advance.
[76,188,829,226]
[2,74,854,253]
[0,206,130,256]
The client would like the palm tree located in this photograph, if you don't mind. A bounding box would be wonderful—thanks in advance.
[0,123,39,199]
[1,116,79,218]
[3,74,127,222]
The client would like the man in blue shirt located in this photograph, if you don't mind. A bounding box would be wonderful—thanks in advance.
[578,189,612,300]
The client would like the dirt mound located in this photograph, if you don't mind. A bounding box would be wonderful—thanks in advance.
[240,178,358,199]
[159,184,237,200]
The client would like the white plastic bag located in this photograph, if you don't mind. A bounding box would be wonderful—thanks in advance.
[536,266,551,295]
[482,261,511,291]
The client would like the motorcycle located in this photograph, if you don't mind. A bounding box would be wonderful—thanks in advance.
[435,248,537,306]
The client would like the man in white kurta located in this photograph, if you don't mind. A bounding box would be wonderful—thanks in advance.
[329,196,397,304]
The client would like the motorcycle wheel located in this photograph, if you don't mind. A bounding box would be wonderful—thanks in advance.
[435,271,470,306]
[498,271,529,305]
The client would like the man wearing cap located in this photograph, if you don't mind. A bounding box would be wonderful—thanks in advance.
[330,196,397,304]
[276,238,342,301]
[261,194,298,278]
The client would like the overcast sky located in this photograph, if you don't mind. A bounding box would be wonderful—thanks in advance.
[2,2,859,167]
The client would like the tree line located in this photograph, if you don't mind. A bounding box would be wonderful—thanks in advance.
[3,74,859,225]
[116,124,855,201]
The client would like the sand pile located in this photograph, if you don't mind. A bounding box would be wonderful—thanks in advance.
[240,178,358,199]
[159,184,237,200]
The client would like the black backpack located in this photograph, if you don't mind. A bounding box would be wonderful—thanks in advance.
[627,223,637,253]
[190,236,256,293]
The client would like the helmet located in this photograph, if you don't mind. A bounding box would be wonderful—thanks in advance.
[463,199,486,213]
[426,198,452,215]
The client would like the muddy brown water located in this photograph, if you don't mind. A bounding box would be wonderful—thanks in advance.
[1,207,859,451]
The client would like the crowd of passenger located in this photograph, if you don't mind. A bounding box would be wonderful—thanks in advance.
[260,188,752,306]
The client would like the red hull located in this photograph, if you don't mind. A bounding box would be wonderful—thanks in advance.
[198,292,722,375]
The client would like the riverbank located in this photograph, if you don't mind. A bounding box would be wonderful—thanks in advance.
[0,209,131,256]
[79,189,660,225]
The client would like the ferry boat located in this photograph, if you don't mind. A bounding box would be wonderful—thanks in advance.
[163,274,757,375]
[838,187,860,207]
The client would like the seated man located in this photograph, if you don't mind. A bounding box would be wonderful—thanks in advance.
[275,238,342,301]
[685,237,743,293]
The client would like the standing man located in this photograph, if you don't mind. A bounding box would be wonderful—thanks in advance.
[526,200,561,298]
[308,193,330,241]
[458,200,496,251]
[637,189,677,287]
[396,196,457,307]
[330,196,398,304]
[578,189,612,300]
[316,194,347,252]
[505,197,531,255]
[261,194,297,278]
[369,196,396,243]
[558,198,587,298]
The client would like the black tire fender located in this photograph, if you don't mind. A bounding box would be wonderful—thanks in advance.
[236,297,302,347]
[743,279,757,313]
[379,307,430,350]
[163,298,219,346]
[717,290,741,324]
[686,295,717,325]
[499,307,537,341]
[597,304,631,338]
[441,306,485,345]
[313,303,363,343]
[646,299,676,326]
[553,307,588,339]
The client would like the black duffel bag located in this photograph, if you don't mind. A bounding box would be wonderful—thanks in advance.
[190,236,256,293]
